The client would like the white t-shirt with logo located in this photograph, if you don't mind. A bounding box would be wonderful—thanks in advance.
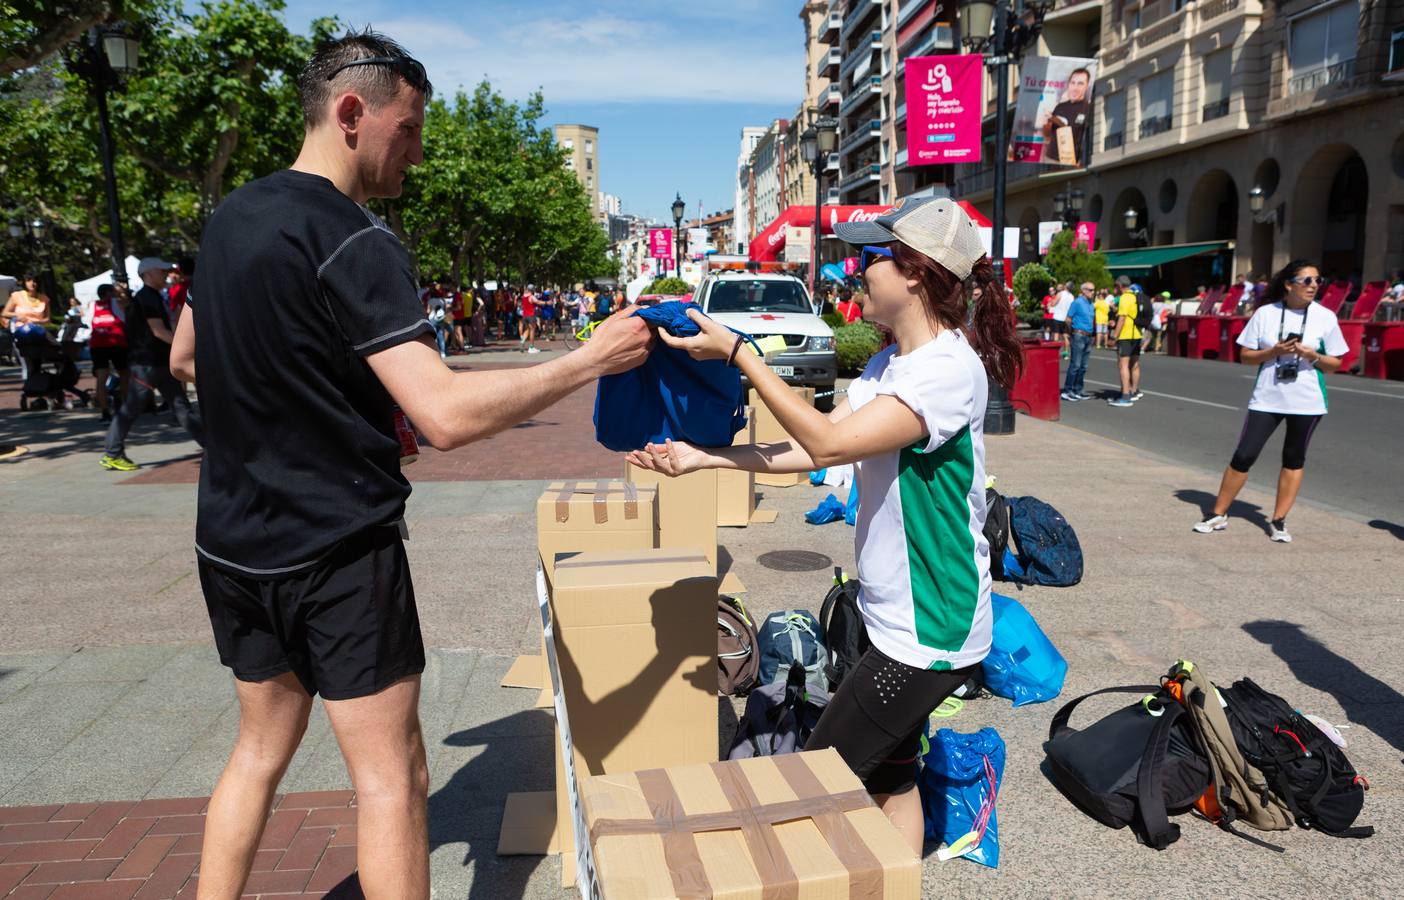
[1052,289,1074,322]
[846,331,992,672]
[1236,301,1348,415]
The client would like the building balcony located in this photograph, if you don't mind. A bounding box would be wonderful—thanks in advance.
[1043,0,1103,26]
[839,163,881,192]
[839,118,882,156]
[1202,98,1230,122]
[840,75,881,116]
[1288,58,1356,95]
[895,100,906,125]
[1138,114,1173,140]
[1100,0,1256,76]
[818,47,841,79]
[894,147,908,169]
[826,152,840,173]
[840,30,882,82]
[840,0,881,43]
[896,0,930,30]
[951,161,1051,199]
[820,8,841,42]
[825,84,842,106]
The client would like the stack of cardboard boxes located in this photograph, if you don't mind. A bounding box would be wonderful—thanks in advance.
[751,386,816,488]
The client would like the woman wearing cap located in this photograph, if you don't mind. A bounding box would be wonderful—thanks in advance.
[629,198,1022,853]
[1192,260,1346,543]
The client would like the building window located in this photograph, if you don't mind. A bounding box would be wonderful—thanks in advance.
[586,158,593,171]
[1288,1,1359,94]
[1202,49,1232,121]
[1102,90,1126,149]
[562,138,573,150]
[1392,26,1404,72]
[1137,69,1174,139]
[585,139,594,154]
[881,184,890,204]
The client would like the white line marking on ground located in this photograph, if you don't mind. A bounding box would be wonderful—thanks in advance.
[1083,379,1240,410]
[1237,373,1404,400]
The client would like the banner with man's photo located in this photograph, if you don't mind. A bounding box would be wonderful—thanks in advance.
[1008,56,1098,167]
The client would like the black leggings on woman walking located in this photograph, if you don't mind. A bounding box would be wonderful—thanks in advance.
[1229,410,1321,472]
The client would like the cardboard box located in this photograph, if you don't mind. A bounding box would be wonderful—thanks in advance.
[551,548,719,885]
[580,749,920,899]
[750,386,816,487]
[624,465,719,575]
[717,407,756,528]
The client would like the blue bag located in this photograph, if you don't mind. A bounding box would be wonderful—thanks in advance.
[919,727,1005,868]
[804,493,845,525]
[843,479,859,526]
[808,469,827,485]
[979,593,1067,707]
[1004,495,1083,587]
[593,301,749,452]
[756,609,827,692]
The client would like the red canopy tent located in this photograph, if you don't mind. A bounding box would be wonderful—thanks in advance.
[747,202,992,262]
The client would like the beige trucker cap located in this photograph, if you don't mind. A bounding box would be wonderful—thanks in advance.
[832,197,986,280]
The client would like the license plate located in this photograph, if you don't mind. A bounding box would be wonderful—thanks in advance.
[769,366,795,377]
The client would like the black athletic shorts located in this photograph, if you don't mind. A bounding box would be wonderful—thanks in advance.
[805,646,977,795]
[1117,338,1142,358]
[197,525,425,700]
[90,346,129,371]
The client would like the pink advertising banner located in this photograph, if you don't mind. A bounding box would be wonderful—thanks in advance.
[843,257,859,276]
[904,54,983,166]
[648,228,673,260]
[1074,221,1097,250]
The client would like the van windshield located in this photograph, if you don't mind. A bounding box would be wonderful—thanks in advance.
[706,279,812,314]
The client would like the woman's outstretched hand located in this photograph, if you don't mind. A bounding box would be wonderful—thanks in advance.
[655,308,738,362]
[625,439,708,477]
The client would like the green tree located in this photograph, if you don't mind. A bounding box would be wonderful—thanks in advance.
[1043,228,1112,292]
[1012,261,1053,315]
[645,277,690,295]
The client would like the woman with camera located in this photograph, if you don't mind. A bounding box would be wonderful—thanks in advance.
[1193,260,1347,543]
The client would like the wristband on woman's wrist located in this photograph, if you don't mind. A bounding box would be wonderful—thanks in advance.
[726,334,745,367]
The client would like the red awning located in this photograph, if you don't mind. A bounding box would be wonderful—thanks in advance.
[748,201,993,261]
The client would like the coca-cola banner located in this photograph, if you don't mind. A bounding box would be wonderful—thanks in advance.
[1009,56,1098,167]
[904,54,983,166]
[748,202,991,261]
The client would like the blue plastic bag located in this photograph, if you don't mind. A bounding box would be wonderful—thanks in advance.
[979,593,1067,707]
[843,479,859,526]
[804,493,845,525]
[919,727,1005,868]
[809,469,827,485]
[593,302,749,451]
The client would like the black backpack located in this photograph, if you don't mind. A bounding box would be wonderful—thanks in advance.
[1217,678,1372,838]
[1133,291,1155,331]
[818,568,868,691]
[1044,686,1212,850]
[983,489,1012,580]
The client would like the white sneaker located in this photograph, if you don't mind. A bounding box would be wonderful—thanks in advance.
[1193,514,1228,533]
[527,346,541,354]
[1270,519,1292,543]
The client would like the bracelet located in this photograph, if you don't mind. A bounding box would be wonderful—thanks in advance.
[726,334,745,367]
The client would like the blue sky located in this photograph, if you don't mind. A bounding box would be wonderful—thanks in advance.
[279,0,806,222]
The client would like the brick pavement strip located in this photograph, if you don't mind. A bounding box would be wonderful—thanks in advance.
[0,796,363,898]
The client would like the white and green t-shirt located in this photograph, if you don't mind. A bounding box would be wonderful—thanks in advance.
[847,331,992,671]
[1236,301,1348,416]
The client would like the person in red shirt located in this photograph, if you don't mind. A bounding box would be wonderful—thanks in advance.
[836,288,862,323]
[1041,291,1055,340]
[448,286,466,353]
[518,285,539,353]
[89,282,130,422]
[167,257,194,320]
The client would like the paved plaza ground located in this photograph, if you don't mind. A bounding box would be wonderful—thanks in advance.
[1,344,1401,898]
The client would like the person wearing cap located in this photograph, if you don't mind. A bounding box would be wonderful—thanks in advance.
[1108,275,1144,407]
[628,197,1023,854]
[163,30,649,899]
[99,256,203,471]
[1061,282,1096,402]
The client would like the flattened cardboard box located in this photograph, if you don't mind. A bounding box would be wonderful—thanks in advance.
[580,749,920,899]
[716,407,756,528]
[750,386,816,487]
[551,549,719,886]
[624,464,719,575]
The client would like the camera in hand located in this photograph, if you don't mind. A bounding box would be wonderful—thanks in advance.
[1276,333,1303,383]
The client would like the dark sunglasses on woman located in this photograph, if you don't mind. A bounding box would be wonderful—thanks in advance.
[860,245,893,274]
[1291,276,1326,286]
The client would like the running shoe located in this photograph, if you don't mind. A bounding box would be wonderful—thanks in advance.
[1270,519,1292,543]
[1060,391,1082,402]
[1192,514,1228,533]
[1131,390,1145,401]
[527,347,541,354]
[1075,392,1094,401]
[1107,396,1134,407]
[100,453,138,472]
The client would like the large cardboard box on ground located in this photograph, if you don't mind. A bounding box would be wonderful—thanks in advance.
[750,386,816,487]
[624,464,719,575]
[717,407,756,527]
[552,549,719,885]
[580,749,921,899]
[503,481,661,705]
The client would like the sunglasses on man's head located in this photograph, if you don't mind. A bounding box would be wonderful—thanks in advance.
[860,245,893,274]
[1291,276,1325,286]
[326,55,429,93]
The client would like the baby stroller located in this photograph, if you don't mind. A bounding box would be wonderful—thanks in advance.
[17,333,91,411]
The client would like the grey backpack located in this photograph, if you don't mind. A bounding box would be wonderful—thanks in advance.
[757,608,827,693]
[728,663,830,759]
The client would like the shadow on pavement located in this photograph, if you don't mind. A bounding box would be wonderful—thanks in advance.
[1242,619,1404,755]
[1173,488,1272,535]
[1366,519,1404,541]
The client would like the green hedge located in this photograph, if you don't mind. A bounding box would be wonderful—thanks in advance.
[644,277,691,295]
[821,311,846,331]
[835,321,882,373]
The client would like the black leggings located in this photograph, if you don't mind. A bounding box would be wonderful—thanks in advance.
[1229,410,1322,473]
[805,646,976,795]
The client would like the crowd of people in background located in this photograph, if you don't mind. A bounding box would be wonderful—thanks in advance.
[412,279,635,359]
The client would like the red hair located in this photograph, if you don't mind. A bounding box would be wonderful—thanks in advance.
[889,242,1024,390]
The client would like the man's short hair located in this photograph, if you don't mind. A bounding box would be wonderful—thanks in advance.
[97,283,115,300]
[298,28,432,128]
[1069,67,1091,82]
[1116,275,1131,287]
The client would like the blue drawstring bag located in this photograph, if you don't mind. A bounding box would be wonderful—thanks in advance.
[979,593,1067,707]
[843,479,859,526]
[919,727,1005,868]
[594,301,750,452]
[804,493,844,525]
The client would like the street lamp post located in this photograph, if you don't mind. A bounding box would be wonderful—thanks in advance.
[800,116,839,299]
[67,23,140,287]
[670,193,686,282]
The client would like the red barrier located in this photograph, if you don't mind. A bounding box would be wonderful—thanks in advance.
[1218,317,1250,362]
[1338,321,1366,373]
[1362,322,1404,380]
[1170,315,1192,357]
[1010,339,1061,420]
[1186,316,1222,359]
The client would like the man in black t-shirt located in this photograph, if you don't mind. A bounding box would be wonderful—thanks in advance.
[1039,67,1092,166]
[166,29,650,899]
[99,257,204,471]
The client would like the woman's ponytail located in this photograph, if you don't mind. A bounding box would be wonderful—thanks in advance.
[966,257,1024,391]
